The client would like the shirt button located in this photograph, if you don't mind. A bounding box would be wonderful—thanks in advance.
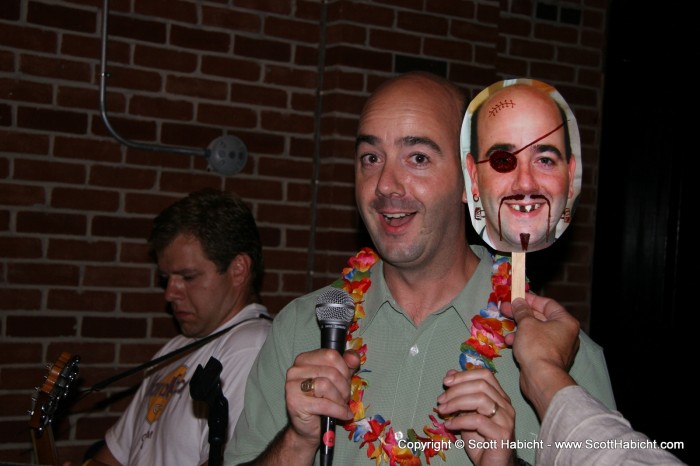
[410,345,419,356]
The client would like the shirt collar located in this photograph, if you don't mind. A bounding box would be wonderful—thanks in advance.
[358,245,494,332]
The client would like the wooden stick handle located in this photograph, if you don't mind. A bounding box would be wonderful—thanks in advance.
[511,252,526,300]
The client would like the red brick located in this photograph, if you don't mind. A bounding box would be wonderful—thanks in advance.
[83,265,152,287]
[257,156,312,179]
[264,16,319,43]
[27,1,95,33]
[16,211,86,235]
[51,187,120,212]
[101,64,163,92]
[170,24,230,52]
[0,23,57,52]
[123,146,192,170]
[201,55,261,81]
[91,215,153,240]
[61,33,103,60]
[0,342,43,363]
[123,192,179,215]
[202,6,261,32]
[8,263,80,286]
[397,10,449,35]
[121,291,166,313]
[130,95,194,121]
[120,241,152,264]
[53,136,122,163]
[325,45,392,71]
[20,53,92,82]
[17,106,88,134]
[328,1,394,26]
[234,35,292,62]
[165,75,228,99]
[0,77,53,104]
[369,30,421,54]
[57,85,102,111]
[533,23,579,43]
[0,237,42,258]
[0,0,20,20]
[0,288,42,310]
[109,14,166,44]
[135,0,198,24]
[158,171,223,193]
[15,159,86,184]
[6,315,77,337]
[261,110,314,134]
[229,0,291,15]
[89,165,157,189]
[197,103,257,128]
[134,44,198,73]
[47,289,117,311]
[0,419,30,443]
[81,316,148,338]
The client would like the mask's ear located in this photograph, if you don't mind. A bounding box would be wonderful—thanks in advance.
[567,153,576,198]
[227,254,252,287]
[465,152,480,202]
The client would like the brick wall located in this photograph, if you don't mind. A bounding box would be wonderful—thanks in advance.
[0,0,608,463]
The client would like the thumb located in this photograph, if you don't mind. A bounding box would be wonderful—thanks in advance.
[510,297,530,323]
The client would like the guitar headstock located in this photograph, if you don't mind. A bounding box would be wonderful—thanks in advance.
[29,351,80,435]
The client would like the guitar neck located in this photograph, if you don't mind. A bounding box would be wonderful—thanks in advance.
[30,425,58,466]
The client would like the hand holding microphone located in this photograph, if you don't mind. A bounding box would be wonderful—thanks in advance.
[314,288,355,466]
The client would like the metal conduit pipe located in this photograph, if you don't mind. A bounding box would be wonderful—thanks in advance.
[98,0,247,176]
[305,0,329,292]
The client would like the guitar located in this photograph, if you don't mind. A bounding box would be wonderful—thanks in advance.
[28,351,80,466]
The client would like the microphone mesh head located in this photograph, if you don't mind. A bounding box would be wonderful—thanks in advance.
[315,288,355,323]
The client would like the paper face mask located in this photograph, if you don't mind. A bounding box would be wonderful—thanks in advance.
[461,79,582,253]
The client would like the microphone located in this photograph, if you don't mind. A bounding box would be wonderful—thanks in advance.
[315,288,355,466]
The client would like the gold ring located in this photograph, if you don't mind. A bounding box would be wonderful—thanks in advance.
[487,402,499,418]
[300,377,315,395]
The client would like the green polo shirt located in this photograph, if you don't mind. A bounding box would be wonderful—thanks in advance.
[227,245,615,465]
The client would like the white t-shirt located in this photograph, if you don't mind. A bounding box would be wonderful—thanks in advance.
[105,303,271,466]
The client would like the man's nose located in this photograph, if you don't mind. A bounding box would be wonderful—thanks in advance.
[163,277,183,302]
[376,158,405,198]
[511,159,539,192]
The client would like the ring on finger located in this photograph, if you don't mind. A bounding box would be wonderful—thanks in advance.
[300,377,315,395]
[486,402,499,418]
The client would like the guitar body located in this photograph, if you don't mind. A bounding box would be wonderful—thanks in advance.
[28,352,80,466]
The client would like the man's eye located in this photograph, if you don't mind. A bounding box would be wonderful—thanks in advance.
[536,156,556,167]
[158,275,169,289]
[411,153,429,164]
[359,153,380,165]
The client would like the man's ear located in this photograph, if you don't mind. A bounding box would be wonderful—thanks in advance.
[227,254,252,287]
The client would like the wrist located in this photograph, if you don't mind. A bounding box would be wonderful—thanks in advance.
[520,362,575,419]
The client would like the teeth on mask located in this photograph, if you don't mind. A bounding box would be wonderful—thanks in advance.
[510,203,542,213]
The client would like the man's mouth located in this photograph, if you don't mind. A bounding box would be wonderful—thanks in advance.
[497,194,552,244]
[382,212,416,226]
[508,203,544,213]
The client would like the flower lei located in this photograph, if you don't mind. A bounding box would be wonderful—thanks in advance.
[332,247,521,466]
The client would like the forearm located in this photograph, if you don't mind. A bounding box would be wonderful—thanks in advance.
[238,425,318,466]
[520,362,575,420]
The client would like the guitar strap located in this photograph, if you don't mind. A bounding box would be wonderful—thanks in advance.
[88,313,272,392]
